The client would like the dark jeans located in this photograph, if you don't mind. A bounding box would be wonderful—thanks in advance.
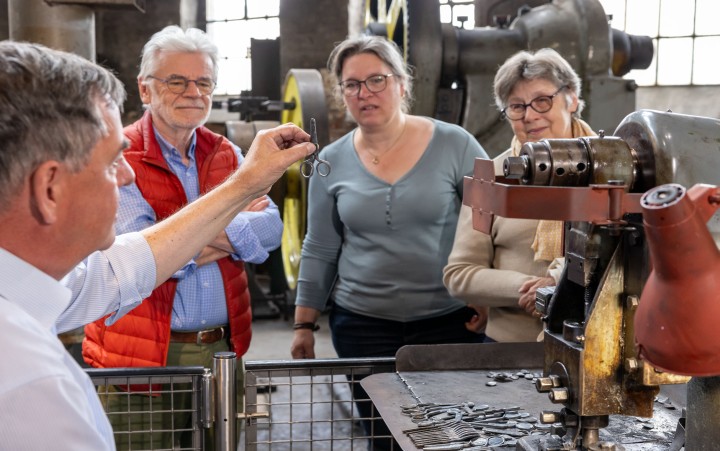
[329,305,485,450]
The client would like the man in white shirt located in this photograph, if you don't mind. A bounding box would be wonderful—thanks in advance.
[0,41,313,450]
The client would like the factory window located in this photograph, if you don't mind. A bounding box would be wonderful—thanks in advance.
[440,0,720,87]
[205,0,280,95]
[205,0,719,94]
[439,0,476,29]
[599,0,720,86]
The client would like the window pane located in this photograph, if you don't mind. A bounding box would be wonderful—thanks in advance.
[657,38,692,85]
[693,37,720,84]
[440,4,452,23]
[696,0,720,36]
[659,0,694,37]
[206,0,279,95]
[625,0,659,37]
[453,5,475,29]
[247,0,279,18]
[207,0,245,21]
[216,58,251,95]
[207,22,250,59]
[245,17,280,40]
[599,0,627,30]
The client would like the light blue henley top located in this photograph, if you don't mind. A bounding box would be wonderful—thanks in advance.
[295,119,488,321]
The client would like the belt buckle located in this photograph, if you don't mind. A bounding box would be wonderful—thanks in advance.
[196,327,223,345]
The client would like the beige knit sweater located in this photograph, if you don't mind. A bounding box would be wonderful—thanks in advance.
[443,151,551,342]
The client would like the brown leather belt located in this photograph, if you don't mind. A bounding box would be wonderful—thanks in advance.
[170,326,226,345]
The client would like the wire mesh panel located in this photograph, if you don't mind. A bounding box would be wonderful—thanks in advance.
[243,358,396,451]
[87,366,209,451]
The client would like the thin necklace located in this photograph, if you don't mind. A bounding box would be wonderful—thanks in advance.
[364,120,407,164]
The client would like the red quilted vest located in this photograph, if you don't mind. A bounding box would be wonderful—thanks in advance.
[83,111,252,369]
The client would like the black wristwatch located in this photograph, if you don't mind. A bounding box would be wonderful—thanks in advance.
[293,322,320,332]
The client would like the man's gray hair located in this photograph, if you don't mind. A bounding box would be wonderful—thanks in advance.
[0,41,126,211]
[493,48,585,118]
[139,25,219,79]
[327,35,414,113]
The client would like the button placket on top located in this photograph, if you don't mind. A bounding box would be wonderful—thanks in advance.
[385,186,394,227]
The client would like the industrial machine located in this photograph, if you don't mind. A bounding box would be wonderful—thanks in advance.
[365,0,653,157]
[463,109,720,449]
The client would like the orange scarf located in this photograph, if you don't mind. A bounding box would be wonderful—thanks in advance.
[509,118,596,262]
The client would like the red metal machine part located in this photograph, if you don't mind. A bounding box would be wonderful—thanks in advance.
[462,158,644,234]
[636,183,720,376]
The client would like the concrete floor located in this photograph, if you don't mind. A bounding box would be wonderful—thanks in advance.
[244,312,337,361]
[241,312,379,451]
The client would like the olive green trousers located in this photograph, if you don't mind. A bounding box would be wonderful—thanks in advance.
[99,340,244,450]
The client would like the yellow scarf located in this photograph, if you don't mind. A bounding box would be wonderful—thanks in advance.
[509,118,596,262]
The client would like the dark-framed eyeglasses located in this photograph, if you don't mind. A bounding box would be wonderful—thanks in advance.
[502,85,568,121]
[146,75,216,96]
[339,74,395,97]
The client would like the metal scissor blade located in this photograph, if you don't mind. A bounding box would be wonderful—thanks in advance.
[310,117,319,150]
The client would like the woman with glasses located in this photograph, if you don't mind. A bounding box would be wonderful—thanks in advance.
[290,34,487,446]
[443,48,596,343]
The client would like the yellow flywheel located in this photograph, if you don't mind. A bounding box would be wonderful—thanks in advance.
[280,69,329,291]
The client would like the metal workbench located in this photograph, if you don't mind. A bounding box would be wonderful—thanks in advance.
[362,343,685,450]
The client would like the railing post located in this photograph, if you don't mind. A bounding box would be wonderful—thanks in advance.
[201,368,214,429]
[213,351,237,451]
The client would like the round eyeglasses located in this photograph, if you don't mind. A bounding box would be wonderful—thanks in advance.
[339,74,395,97]
[502,86,568,121]
[146,75,216,96]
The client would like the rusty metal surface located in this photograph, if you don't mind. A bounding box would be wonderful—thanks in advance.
[361,373,424,451]
[364,370,683,450]
[542,245,658,419]
[363,344,683,450]
[508,137,638,189]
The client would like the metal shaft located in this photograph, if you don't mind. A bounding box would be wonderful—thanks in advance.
[214,351,237,451]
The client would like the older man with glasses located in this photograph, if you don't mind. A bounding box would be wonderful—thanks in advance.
[82,25,280,449]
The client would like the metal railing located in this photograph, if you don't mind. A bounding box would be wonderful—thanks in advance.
[243,357,397,450]
[88,354,397,450]
[89,366,209,451]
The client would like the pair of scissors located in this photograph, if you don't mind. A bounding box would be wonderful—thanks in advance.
[300,118,331,178]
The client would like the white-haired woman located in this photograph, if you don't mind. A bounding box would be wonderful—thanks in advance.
[444,48,595,343]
